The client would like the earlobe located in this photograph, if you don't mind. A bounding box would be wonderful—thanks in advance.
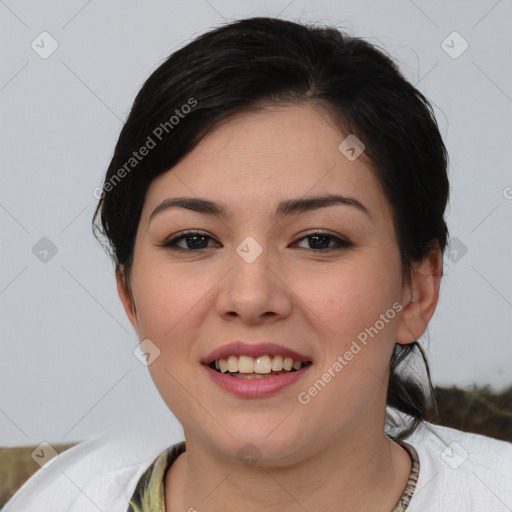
[116,266,140,335]
[395,241,443,345]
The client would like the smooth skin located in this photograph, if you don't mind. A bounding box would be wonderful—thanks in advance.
[116,103,442,512]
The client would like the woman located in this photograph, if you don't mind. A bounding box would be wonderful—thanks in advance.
[5,15,511,512]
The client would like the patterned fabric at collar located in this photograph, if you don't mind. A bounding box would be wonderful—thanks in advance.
[127,441,186,512]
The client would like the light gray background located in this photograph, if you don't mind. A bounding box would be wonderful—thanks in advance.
[1,0,511,448]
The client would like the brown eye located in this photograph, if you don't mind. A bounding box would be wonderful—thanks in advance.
[160,231,220,251]
[294,232,353,251]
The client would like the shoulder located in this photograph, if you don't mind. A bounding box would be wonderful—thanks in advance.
[3,417,184,512]
[403,420,512,511]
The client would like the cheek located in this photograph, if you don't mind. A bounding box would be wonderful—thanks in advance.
[296,271,399,425]
[295,262,397,347]
[131,264,205,341]
[294,262,400,416]
[131,267,203,416]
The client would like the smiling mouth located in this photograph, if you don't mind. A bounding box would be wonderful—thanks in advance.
[207,354,313,379]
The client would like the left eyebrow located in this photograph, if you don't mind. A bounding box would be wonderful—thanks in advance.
[148,193,372,223]
[275,194,371,219]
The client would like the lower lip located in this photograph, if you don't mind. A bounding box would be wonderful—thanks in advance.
[203,364,312,398]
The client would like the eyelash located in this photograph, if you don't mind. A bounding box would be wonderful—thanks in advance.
[159,230,354,253]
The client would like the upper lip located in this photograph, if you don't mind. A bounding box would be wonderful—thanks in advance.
[201,341,312,365]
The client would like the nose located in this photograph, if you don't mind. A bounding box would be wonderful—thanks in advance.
[214,242,293,325]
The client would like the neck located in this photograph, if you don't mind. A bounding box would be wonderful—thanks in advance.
[165,415,412,512]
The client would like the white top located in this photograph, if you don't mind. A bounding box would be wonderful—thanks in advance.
[4,412,512,511]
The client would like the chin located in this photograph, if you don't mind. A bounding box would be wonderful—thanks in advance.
[204,416,309,467]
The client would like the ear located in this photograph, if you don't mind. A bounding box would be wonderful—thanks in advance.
[395,240,443,344]
[116,265,141,337]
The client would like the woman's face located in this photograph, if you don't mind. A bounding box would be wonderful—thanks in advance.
[118,103,424,464]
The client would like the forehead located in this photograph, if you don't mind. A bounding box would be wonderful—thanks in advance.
[142,103,391,222]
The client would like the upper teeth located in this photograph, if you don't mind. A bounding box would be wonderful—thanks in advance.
[214,355,305,374]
